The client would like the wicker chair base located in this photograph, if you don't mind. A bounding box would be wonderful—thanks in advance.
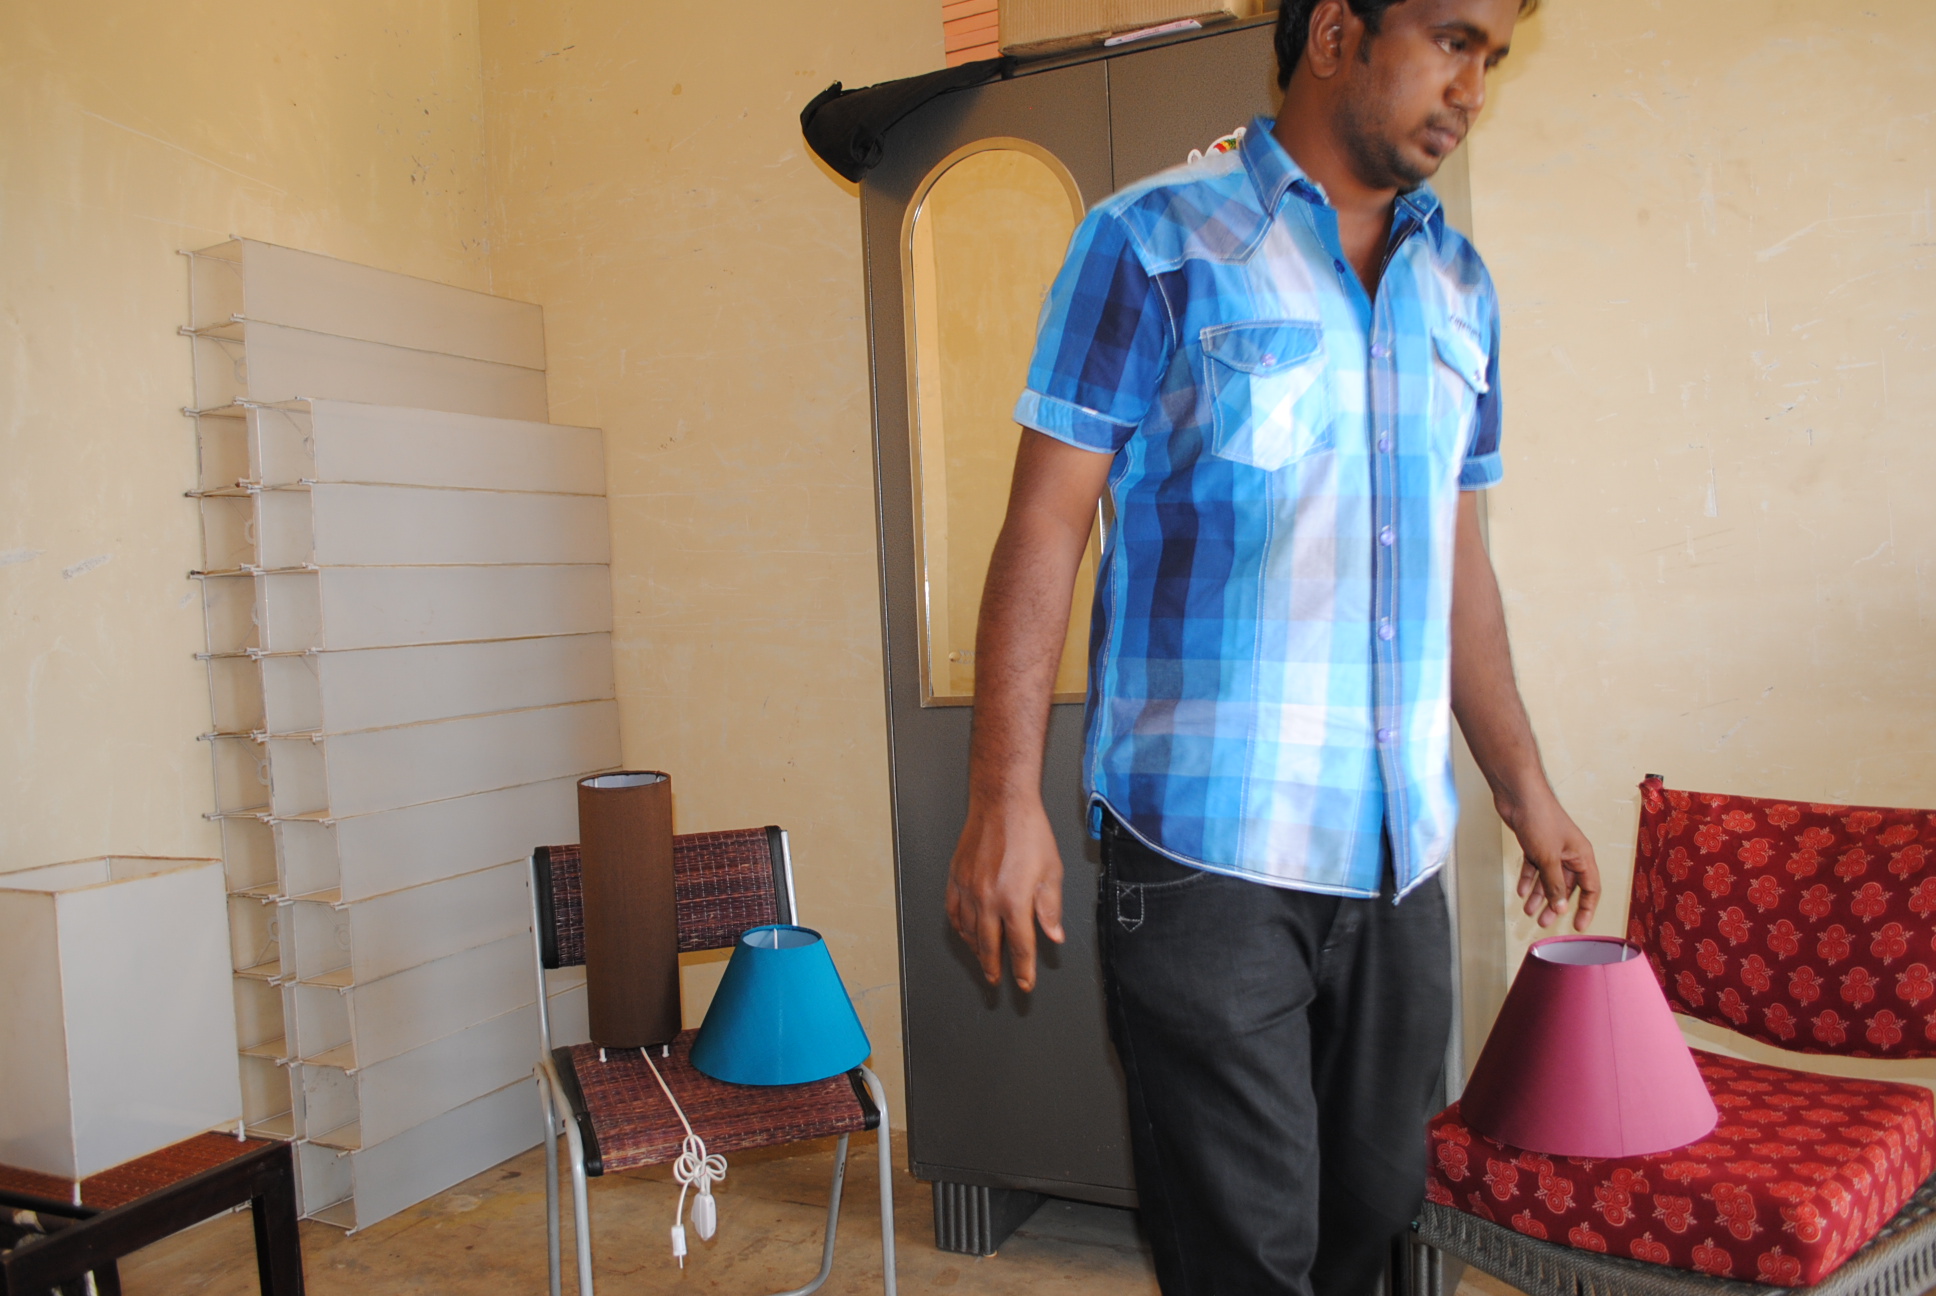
[551,1030,876,1176]
[1418,1174,1936,1296]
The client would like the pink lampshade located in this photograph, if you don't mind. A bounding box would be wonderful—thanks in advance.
[1460,935,1717,1158]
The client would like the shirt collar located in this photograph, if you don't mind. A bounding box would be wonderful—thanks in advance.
[1240,115,1448,249]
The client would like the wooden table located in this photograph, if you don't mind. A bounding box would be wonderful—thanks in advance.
[0,1137,302,1295]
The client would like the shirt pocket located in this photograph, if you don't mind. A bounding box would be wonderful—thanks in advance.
[1429,325,1490,463]
[1201,320,1331,473]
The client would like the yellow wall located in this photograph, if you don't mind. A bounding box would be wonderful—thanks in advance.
[10,0,1931,1125]
[1470,2,1936,995]
[0,0,493,870]
[475,0,943,1116]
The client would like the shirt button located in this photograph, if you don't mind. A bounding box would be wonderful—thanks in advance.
[1379,526,1394,546]
[1261,353,1276,366]
[1371,344,1391,359]
[1377,434,1392,453]
[1333,259,1348,274]
[1378,621,1395,641]
[1377,727,1396,744]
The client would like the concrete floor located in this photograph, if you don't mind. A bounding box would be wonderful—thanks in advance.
[118,1133,1514,1295]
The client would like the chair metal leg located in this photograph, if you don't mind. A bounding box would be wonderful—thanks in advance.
[539,1056,596,1296]
[859,1066,897,1296]
[563,1118,594,1296]
[767,1133,849,1296]
[555,1101,595,1296]
[537,1065,563,1296]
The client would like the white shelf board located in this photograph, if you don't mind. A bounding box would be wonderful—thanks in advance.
[300,1002,535,1148]
[263,699,620,819]
[318,860,531,985]
[198,565,614,655]
[334,933,534,1067]
[190,320,547,422]
[253,400,601,494]
[255,483,609,569]
[298,1077,539,1232]
[189,240,544,369]
[275,775,585,903]
[258,633,615,735]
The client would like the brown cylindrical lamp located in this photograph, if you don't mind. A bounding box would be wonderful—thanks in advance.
[577,771,681,1048]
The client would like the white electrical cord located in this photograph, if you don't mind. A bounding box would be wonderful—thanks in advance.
[641,1048,726,1266]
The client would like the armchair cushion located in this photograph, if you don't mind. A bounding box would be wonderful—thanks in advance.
[1631,779,1936,1060]
[1426,1050,1935,1286]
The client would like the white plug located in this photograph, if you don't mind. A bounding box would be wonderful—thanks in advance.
[693,1189,717,1240]
[671,1223,687,1267]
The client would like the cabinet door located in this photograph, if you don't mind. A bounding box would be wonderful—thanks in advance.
[862,59,1135,1202]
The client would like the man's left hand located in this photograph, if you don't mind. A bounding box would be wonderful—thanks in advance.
[1505,793,1601,931]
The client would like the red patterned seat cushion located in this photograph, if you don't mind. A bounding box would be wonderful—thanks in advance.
[1427,1051,1936,1286]
[1631,779,1936,1058]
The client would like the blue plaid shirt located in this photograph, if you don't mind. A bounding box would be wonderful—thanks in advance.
[1014,118,1502,898]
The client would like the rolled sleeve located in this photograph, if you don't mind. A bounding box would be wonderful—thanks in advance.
[1013,207,1173,455]
[1459,304,1504,489]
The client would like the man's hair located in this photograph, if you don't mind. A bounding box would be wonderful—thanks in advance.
[1273,0,1539,89]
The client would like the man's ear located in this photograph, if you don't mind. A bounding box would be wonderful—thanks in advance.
[1303,0,1356,80]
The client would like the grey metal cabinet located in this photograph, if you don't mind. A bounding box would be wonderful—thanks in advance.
[858,17,1285,1251]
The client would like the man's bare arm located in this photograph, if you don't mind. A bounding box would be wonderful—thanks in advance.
[946,430,1113,991]
[1449,491,1602,931]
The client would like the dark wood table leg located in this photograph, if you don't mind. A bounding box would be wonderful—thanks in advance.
[250,1147,306,1296]
[1,1143,304,1296]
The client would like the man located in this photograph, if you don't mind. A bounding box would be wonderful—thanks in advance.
[944,0,1600,1292]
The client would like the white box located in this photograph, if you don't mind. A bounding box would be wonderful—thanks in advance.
[0,858,242,1179]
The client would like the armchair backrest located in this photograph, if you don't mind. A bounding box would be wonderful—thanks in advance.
[1628,775,1936,1059]
[532,826,795,970]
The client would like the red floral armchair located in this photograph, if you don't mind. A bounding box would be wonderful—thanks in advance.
[1418,777,1936,1291]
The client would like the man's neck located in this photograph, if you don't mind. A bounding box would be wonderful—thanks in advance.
[1272,93,1399,295]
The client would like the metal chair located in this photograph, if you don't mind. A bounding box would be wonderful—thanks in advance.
[530,827,896,1296]
[1418,776,1936,1296]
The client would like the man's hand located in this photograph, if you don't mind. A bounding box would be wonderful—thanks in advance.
[945,430,1110,993]
[1502,790,1601,932]
[946,796,1066,992]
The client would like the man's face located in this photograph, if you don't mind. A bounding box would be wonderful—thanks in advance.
[1331,0,1520,190]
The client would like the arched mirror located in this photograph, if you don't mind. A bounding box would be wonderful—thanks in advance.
[904,142,1099,706]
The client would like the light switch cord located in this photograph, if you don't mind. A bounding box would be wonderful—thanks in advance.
[641,1047,726,1266]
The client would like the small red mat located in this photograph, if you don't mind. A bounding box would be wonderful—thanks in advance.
[0,1132,271,1210]
[1427,1051,1935,1286]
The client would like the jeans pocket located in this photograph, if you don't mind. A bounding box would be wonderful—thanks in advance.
[1104,822,1213,932]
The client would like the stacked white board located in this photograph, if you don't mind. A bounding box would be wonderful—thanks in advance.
[185,241,613,1231]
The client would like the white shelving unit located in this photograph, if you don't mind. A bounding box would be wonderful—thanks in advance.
[184,241,613,1231]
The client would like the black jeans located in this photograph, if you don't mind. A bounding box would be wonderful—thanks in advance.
[1098,814,1453,1296]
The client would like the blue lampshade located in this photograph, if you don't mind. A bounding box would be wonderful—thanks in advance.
[690,925,871,1086]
